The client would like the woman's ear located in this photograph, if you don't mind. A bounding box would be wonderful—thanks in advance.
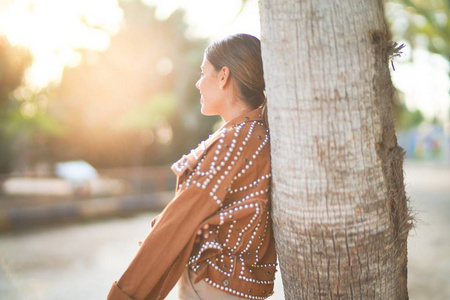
[219,66,231,89]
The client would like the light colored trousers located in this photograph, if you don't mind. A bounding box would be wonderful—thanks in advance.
[177,267,246,300]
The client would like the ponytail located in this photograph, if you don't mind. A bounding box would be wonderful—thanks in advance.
[260,93,269,128]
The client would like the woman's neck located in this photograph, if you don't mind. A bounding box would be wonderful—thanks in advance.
[220,103,252,123]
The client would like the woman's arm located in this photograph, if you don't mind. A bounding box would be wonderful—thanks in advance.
[107,123,252,300]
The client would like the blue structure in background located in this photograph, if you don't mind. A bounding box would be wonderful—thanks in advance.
[397,124,450,163]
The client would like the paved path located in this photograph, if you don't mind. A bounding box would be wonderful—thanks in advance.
[403,161,450,299]
[0,160,448,299]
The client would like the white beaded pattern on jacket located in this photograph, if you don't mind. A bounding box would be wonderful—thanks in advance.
[183,121,276,299]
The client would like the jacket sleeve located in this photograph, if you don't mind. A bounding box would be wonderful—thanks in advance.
[107,124,250,300]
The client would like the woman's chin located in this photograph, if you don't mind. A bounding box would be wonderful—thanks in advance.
[200,106,215,116]
[200,104,207,115]
[200,107,210,116]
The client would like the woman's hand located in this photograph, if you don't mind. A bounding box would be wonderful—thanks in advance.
[195,223,209,243]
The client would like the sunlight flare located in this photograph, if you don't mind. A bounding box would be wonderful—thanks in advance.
[0,0,123,91]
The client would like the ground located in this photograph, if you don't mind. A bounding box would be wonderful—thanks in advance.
[0,160,448,299]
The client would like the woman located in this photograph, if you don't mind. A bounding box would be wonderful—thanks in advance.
[108,33,277,300]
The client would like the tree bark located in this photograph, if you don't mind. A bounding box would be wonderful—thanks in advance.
[259,0,412,299]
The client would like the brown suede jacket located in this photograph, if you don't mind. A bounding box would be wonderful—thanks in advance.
[108,108,277,300]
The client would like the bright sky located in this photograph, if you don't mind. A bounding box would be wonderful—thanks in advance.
[391,47,450,121]
[0,0,259,92]
[142,0,260,39]
[0,0,123,92]
[0,0,448,121]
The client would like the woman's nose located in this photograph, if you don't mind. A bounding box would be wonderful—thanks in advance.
[195,79,200,90]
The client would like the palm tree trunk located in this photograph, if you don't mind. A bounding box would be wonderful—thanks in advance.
[260,0,412,299]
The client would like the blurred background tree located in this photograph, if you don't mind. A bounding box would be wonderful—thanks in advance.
[387,0,449,60]
[47,1,210,169]
[0,0,213,175]
[0,0,448,174]
[0,37,44,174]
[385,0,449,130]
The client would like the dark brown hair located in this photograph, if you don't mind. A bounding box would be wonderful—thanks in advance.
[205,33,268,126]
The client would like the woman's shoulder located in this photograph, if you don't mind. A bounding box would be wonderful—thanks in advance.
[222,109,269,144]
[172,109,269,176]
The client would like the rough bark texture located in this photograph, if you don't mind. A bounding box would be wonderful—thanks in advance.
[259,0,412,299]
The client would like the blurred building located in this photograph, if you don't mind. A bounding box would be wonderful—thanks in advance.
[397,123,450,164]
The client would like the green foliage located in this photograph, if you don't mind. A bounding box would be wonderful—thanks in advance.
[116,93,176,131]
[45,1,211,168]
[0,37,32,105]
[393,96,425,129]
[0,38,66,173]
[0,93,63,173]
[1,104,63,137]
[386,0,450,60]
[385,0,449,127]
[0,37,32,173]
